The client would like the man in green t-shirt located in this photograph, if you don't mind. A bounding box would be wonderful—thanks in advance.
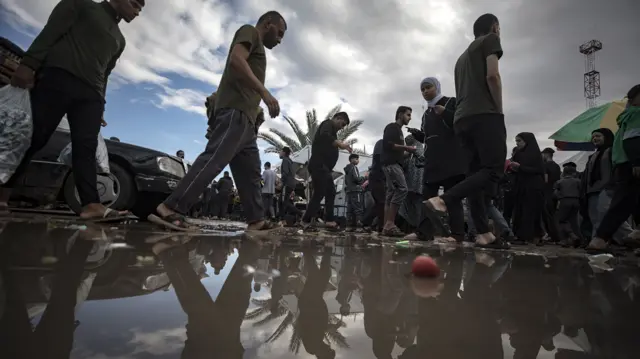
[422,13,508,249]
[150,11,287,232]
[3,0,144,221]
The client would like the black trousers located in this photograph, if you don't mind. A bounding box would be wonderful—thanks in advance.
[503,190,516,225]
[262,193,275,218]
[3,68,103,206]
[213,192,230,218]
[346,192,364,226]
[556,198,581,241]
[363,179,385,230]
[542,190,561,241]
[302,167,336,223]
[164,108,263,222]
[441,114,507,234]
[279,185,301,218]
[418,174,466,240]
[596,163,640,241]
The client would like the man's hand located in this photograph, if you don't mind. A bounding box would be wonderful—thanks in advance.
[434,105,445,115]
[10,64,35,89]
[405,146,417,153]
[338,141,352,153]
[261,89,280,118]
[633,166,640,179]
[510,162,520,170]
[101,117,107,127]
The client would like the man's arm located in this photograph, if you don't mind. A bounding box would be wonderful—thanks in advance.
[229,25,268,97]
[103,44,125,96]
[383,125,412,151]
[21,0,81,71]
[483,34,504,114]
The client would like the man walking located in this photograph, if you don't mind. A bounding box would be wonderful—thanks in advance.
[3,0,144,220]
[213,171,234,220]
[381,106,416,237]
[301,112,352,231]
[261,162,276,219]
[422,14,508,249]
[148,11,287,231]
[344,154,366,231]
[279,146,302,224]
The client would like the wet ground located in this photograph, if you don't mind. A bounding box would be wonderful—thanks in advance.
[1,214,639,358]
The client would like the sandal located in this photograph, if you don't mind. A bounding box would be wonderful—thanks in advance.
[423,200,452,237]
[83,208,133,223]
[476,239,510,250]
[247,220,281,232]
[382,226,405,238]
[148,213,196,232]
[301,222,319,233]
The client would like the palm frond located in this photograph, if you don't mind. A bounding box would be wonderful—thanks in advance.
[289,320,302,354]
[325,104,342,121]
[266,311,295,343]
[258,132,285,148]
[306,109,319,142]
[352,147,369,156]
[282,115,308,146]
[251,298,271,306]
[268,128,303,152]
[244,306,270,320]
[324,327,350,349]
[337,119,364,141]
[252,305,288,327]
[344,138,358,146]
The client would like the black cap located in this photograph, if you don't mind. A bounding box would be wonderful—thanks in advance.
[334,111,350,124]
[541,147,555,154]
[562,162,577,168]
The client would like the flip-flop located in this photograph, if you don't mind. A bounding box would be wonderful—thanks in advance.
[423,200,452,237]
[148,213,198,232]
[301,223,319,233]
[83,208,134,223]
[382,226,405,238]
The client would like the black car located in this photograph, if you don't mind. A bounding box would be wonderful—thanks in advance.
[10,122,186,218]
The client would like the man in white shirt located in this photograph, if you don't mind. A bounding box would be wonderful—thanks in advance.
[262,162,276,219]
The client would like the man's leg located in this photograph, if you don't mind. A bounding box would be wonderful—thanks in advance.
[229,137,268,228]
[354,192,365,226]
[219,194,230,219]
[383,164,408,233]
[363,180,385,230]
[597,189,633,243]
[261,194,271,219]
[66,98,103,211]
[302,169,327,224]
[439,115,506,243]
[416,182,442,240]
[1,71,71,206]
[323,172,337,224]
[346,193,355,227]
[157,109,255,222]
[442,175,466,241]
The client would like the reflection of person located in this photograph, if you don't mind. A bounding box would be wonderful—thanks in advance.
[0,230,97,358]
[152,237,260,358]
[298,249,336,359]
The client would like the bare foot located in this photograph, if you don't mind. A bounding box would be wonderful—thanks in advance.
[628,230,640,241]
[403,233,419,240]
[156,203,175,218]
[475,232,496,246]
[426,197,447,213]
[587,237,608,250]
[79,203,129,219]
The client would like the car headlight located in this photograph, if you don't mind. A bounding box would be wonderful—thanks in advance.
[156,157,185,178]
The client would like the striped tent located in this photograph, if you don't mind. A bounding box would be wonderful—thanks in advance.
[550,99,627,151]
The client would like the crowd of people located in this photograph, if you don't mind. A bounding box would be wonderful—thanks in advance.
[2,1,638,254]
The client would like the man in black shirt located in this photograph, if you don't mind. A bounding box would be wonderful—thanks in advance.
[302,112,352,231]
[381,106,417,237]
[541,147,562,242]
[279,146,302,223]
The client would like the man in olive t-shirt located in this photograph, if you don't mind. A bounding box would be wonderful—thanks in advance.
[423,13,508,248]
[152,11,288,232]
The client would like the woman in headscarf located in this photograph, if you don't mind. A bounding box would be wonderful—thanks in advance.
[411,77,466,242]
[510,132,546,245]
[582,128,633,245]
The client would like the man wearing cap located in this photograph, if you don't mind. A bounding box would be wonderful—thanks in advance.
[542,148,562,241]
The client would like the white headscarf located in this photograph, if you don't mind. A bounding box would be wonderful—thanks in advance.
[420,77,444,108]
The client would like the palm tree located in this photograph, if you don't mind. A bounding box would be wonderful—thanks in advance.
[245,297,350,354]
[258,104,368,155]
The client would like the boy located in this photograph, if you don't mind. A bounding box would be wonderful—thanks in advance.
[554,165,582,247]
[344,154,365,231]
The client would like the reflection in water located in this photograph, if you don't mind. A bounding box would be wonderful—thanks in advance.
[1,219,640,358]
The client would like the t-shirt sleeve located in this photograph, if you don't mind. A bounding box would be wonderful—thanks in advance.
[233,25,260,53]
[482,33,503,60]
[383,124,398,150]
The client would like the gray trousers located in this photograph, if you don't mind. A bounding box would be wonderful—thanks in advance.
[164,108,263,223]
[346,192,364,226]
[262,193,275,218]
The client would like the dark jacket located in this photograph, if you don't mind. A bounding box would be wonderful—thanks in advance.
[217,176,234,194]
[280,156,297,188]
[414,97,466,183]
[554,176,581,200]
[344,163,364,193]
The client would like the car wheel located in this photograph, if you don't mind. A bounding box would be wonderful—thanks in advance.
[63,161,136,214]
[131,192,167,220]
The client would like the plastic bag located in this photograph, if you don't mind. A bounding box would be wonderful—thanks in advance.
[58,132,110,174]
[0,86,33,184]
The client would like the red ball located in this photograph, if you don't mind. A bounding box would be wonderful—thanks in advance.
[411,255,440,278]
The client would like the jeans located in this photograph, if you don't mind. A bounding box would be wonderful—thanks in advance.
[467,200,514,237]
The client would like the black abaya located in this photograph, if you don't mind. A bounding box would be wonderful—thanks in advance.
[512,133,546,243]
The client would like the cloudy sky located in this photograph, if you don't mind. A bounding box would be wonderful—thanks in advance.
[1,0,639,169]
